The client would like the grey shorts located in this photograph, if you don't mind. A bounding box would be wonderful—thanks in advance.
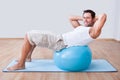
[27,30,67,51]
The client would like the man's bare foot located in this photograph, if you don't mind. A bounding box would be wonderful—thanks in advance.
[7,63,25,70]
[16,58,31,62]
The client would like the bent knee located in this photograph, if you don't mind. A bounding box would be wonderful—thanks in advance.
[25,31,35,46]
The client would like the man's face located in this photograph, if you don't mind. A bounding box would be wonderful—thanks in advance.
[83,13,94,27]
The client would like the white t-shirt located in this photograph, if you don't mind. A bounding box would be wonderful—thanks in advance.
[62,26,94,47]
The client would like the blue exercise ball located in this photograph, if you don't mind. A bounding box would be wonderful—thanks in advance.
[53,46,92,71]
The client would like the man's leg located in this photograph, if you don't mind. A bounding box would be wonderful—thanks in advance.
[26,45,35,62]
[7,35,35,70]
[16,45,36,62]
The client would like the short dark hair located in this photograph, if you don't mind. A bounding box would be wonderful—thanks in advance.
[83,9,96,18]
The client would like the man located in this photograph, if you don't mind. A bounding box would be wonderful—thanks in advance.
[7,9,107,70]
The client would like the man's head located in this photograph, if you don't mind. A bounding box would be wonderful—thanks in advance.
[83,9,96,27]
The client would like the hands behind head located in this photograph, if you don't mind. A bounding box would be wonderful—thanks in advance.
[93,16,98,23]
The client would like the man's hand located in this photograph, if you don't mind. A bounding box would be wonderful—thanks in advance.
[69,16,83,28]
[93,16,98,23]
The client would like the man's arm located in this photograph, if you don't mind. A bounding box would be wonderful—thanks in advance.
[90,13,107,39]
[69,16,83,28]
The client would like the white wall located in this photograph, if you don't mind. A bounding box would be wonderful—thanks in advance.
[0,0,116,38]
[114,0,120,41]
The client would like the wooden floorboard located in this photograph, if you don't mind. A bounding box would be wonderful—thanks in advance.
[0,39,120,80]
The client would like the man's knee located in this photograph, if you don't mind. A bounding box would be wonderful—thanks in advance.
[25,31,35,46]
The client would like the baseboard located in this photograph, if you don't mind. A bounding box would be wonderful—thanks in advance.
[0,38,119,42]
[0,38,24,40]
[114,40,120,42]
[94,38,120,43]
[97,38,115,41]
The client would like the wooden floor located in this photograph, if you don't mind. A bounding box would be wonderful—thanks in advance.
[0,39,120,80]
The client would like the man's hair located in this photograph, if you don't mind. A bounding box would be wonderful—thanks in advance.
[83,9,96,18]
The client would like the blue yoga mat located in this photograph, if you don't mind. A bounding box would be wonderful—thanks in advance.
[3,59,117,72]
